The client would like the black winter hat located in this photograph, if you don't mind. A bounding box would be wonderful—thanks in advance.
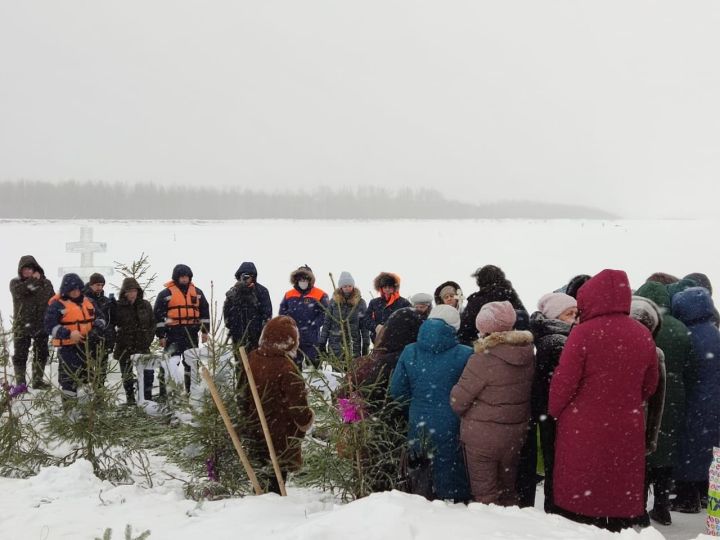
[89,273,106,285]
[377,308,422,353]
[172,264,193,282]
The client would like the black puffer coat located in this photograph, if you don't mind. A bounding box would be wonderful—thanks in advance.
[223,262,273,351]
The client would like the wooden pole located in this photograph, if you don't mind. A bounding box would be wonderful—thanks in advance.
[200,366,263,495]
[238,346,287,496]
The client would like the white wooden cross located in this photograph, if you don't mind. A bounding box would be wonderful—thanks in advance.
[58,226,114,282]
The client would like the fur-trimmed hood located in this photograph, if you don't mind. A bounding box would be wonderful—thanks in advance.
[119,277,144,301]
[290,266,316,288]
[373,272,401,292]
[332,287,362,306]
[474,330,534,364]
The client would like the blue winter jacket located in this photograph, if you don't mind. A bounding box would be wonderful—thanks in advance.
[279,285,329,362]
[390,318,473,501]
[672,287,720,482]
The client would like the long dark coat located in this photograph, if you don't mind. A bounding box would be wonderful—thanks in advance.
[635,281,695,469]
[672,287,720,482]
[549,269,658,519]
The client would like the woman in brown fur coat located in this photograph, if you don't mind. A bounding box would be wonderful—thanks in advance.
[450,301,534,505]
[238,316,314,493]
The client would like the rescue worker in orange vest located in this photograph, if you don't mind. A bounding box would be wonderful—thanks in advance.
[279,265,329,368]
[153,264,210,395]
[44,273,106,404]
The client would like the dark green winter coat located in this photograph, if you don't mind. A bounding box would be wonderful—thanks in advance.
[9,255,55,336]
[110,278,156,362]
[636,281,695,468]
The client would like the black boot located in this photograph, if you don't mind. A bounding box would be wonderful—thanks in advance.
[670,482,700,513]
[649,506,672,525]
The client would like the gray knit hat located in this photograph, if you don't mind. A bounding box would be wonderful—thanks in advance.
[338,271,355,288]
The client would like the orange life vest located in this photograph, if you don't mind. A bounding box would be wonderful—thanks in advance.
[284,287,326,303]
[165,281,201,326]
[49,294,96,347]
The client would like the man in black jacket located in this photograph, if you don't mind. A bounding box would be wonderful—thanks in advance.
[84,273,116,385]
[223,262,272,353]
[9,255,55,387]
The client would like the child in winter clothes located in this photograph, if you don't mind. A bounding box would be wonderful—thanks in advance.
[451,301,534,505]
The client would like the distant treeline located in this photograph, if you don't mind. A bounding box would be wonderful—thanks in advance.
[0,180,616,220]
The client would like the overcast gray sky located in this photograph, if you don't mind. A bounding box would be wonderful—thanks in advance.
[1,1,719,218]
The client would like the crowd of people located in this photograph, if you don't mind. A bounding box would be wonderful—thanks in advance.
[7,255,720,531]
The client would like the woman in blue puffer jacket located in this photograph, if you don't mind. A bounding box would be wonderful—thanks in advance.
[390,305,473,502]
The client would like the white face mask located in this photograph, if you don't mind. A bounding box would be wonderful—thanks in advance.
[298,280,310,291]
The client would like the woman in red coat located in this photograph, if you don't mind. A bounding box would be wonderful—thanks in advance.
[549,269,659,531]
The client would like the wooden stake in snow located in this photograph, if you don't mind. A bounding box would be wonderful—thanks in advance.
[199,366,263,495]
[239,346,287,496]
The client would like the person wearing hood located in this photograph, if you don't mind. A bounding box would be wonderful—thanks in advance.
[629,296,669,527]
[9,255,55,388]
[109,278,156,405]
[409,293,433,320]
[44,273,106,403]
[434,281,464,313]
[671,287,720,513]
[318,271,369,359]
[635,281,694,525]
[549,270,658,531]
[683,272,719,328]
[279,265,329,368]
[83,273,116,385]
[237,316,314,494]
[451,301,534,506]
[458,265,527,346]
[645,273,680,286]
[517,292,578,510]
[366,272,411,345]
[223,262,272,354]
[390,305,473,502]
[154,264,210,394]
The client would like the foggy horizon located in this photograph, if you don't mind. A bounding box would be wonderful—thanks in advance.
[1,2,719,219]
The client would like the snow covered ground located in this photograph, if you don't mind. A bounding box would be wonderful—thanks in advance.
[0,458,710,540]
[0,219,716,539]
